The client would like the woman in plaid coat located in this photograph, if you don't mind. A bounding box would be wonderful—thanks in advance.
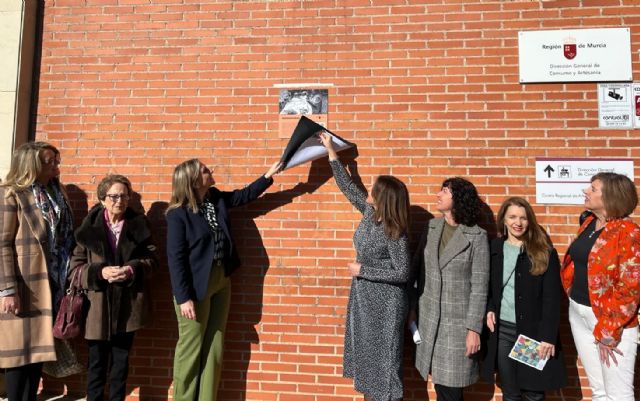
[0,142,77,401]
[410,177,489,401]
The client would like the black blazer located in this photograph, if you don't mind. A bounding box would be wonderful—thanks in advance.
[481,238,566,391]
[166,175,272,304]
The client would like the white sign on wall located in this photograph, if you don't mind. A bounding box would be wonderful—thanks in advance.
[598,83,633,129]
[519,28,632,83]
[535,158,634,205]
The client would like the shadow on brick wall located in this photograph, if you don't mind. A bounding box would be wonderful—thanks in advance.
[220,157,335,400]
[477,201,497,242]
[404,205,432,401]
[65,184,89,227]
[136,200,173,401]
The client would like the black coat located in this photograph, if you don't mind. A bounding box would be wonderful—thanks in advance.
[166,175,272,304]
[481,238,566,391]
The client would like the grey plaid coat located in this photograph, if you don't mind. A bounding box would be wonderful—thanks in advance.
[412,217,489,387]
[0,187,60,368]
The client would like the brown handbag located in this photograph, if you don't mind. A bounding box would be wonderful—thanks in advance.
[53,266,87,340]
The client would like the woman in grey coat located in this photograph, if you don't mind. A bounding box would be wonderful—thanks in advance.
[320,133,411,401]
[410,177,489,401]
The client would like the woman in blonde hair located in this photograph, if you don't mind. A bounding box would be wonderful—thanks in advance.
[481,197,566,401]
[320,132,411,401]
[0,142,77,401]
[166,158,282,401]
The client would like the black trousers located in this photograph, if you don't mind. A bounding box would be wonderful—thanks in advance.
[497,321,545,401]
[5,363,43,401]
[87,332,135,401]
[434,384,463,401]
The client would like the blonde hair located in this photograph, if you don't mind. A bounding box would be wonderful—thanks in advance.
[591,172,638,219]
[1,142,60,193]
[167,159,202,213]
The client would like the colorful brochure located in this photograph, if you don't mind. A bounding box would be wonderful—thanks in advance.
[508,334,548,371]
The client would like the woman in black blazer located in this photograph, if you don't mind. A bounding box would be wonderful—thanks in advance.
[166,158,281,401]
[481,197,566,401]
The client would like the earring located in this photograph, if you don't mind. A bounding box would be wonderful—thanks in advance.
[503,224,507,237]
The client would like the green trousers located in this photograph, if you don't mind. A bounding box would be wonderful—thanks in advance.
[172,263,231,401]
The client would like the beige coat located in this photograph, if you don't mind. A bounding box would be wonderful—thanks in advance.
[0,187,58,368]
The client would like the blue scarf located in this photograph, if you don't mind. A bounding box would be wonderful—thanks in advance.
[31,181,75,317]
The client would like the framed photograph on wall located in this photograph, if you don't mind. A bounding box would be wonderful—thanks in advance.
[278,88,329,138]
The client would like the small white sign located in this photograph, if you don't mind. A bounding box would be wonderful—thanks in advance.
[535,158,634,205]
[598,83,633,129]
[633,83,640,129]
[519,28,632,83]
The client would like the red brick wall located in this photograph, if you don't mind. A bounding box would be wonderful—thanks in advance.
[36,0,640,400]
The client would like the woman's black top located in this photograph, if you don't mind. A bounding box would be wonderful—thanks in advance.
[568,218,602,306]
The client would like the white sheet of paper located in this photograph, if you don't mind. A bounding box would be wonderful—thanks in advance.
[284,133,351,170]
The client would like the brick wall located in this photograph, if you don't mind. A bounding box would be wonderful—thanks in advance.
[36,0,640,400]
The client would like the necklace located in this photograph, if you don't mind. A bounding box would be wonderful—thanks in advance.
[588,227,603,238]
[588,220,605,238]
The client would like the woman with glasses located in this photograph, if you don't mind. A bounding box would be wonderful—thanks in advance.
[166,159,282,401]
[69,174,157,401]
[0,142,77,401]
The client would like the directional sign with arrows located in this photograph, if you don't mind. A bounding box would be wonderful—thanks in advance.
[543,165,554,178]
[535,158,633,205]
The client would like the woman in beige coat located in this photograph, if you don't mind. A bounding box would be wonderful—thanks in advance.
[0,142,77,401]
[69,174,156,401]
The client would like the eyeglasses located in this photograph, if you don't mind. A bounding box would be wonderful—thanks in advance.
[105,194,130,202]
[42,157,61,166]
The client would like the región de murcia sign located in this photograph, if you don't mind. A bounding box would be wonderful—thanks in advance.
[519,28,632,83]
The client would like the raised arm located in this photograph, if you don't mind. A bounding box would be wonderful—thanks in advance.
[329,160,368,214]
[319,132,368,213]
